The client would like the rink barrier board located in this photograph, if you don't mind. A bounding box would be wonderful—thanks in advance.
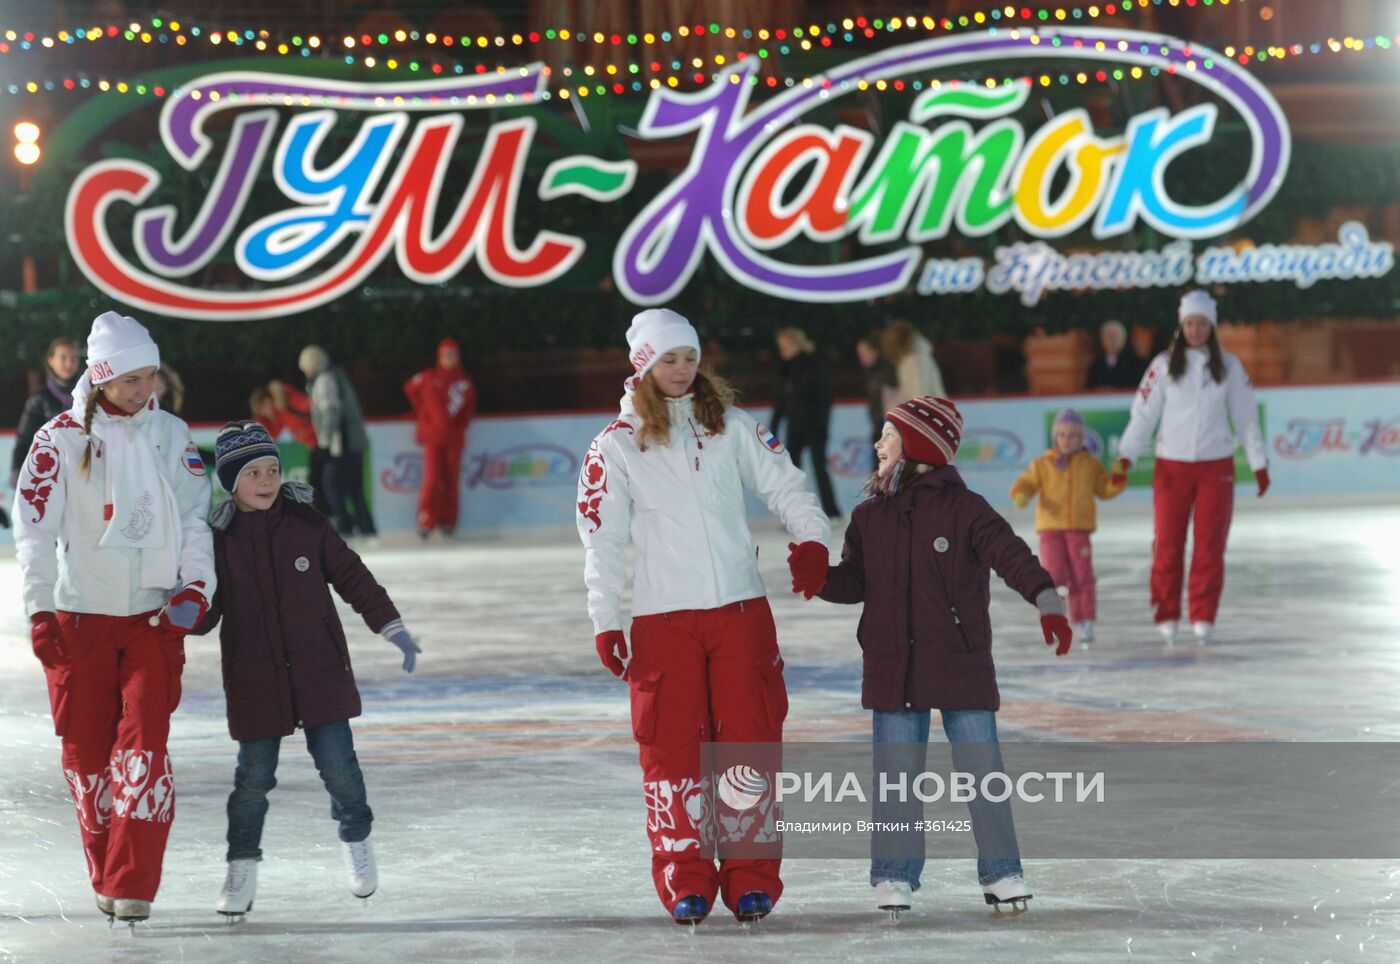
[0,382,1395,541]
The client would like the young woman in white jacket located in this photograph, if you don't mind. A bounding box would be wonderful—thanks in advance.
[577,309,830,926]
[12,312,216,924]
[1114,291,1269,643]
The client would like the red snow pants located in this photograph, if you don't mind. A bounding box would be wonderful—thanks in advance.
[1039,530,1096,623]
[43,612,184,902]
[417,441,464,532]
[1151,457,1236,625]
[626,598,788,917]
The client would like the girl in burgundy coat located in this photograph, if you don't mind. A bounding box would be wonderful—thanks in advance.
[193,421,421,919]
[787,397,1073,916]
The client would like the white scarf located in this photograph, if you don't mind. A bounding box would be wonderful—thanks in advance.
[76,374,182,591]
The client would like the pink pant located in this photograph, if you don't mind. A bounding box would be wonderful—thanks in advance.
[1039,531,1096,623]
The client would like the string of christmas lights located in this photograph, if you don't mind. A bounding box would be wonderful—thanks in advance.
[0,0,1251,58]
[5,25,1393,102]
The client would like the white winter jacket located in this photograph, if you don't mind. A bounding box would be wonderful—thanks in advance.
[12,392,216,618]
[1118,347,1268,471]
[577,381,831,635]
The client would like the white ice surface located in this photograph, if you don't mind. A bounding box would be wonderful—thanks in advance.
[2,499,1399,962]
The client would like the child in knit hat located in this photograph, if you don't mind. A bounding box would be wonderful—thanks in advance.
[789,396,1072,917]
[1010,408,1126,643]
[190,421,421,919]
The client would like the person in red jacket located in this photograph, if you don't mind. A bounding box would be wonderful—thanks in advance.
[404,339,476,539]
[788,396,1072,918]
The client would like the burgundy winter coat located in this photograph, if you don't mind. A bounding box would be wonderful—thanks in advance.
[819,466,1054,712]
[192,487,399,741]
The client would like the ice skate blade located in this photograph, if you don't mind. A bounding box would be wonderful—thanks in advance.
[881,906,908,922]
[986,895,1032,915]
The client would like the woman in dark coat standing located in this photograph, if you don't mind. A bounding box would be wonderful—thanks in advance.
[9,336,80,489]
[771,327,840,518]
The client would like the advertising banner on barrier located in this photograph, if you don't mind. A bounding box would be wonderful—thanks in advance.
[0,382,1393,543]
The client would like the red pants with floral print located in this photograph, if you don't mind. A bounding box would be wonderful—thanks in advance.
[627,598,788,917]
[44,612,184,903]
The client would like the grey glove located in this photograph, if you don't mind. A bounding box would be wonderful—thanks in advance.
[1035,587,1067,617]
[378,619,421,673]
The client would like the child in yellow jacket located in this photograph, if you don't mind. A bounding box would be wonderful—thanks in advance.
[1011,409,1126,642]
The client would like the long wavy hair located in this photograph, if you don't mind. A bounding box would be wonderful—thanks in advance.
[1167,325,1225,383]
[633,367,736,451]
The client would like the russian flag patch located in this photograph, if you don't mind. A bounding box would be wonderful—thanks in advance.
[183,443,206,476]
[756,423,785,455]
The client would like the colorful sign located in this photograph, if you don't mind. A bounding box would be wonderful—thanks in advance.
[61,27,1390,319]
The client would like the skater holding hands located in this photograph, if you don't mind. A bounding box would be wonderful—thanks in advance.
[576,309,830,925]
[1113,290,1269,643]
[788,397,1071,916]
[12,312,216,925]
[192,421,421,918]
[1010,409,1126,642]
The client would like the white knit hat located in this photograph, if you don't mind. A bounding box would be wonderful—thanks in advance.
[85,311,160,384]
[1178,290,1218,326]
[625,308,701,378]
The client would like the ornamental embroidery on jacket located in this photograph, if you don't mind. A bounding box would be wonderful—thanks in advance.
[19,437,61,524]
[120,492,157,541]
[1139,366,1159,402]
[577,419,633,533]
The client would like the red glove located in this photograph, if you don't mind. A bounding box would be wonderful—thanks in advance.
[31,612,63,669]
[1110,458,1130,489]
[157,581,208,635]
[595,630,628,677]
[1041,614,1072,656]
[787,541,829,599]
[1255,467,1270,498]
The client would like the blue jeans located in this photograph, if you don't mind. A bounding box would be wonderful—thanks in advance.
[226,719,374,861]
[869,709,1023,889]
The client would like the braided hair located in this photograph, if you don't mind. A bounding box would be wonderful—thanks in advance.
[78,387,101,476]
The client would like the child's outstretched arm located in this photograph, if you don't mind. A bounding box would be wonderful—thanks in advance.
[1094,459,1127,500]
[815,516,865,604]
[1010,460,1041,508]
[968,497,1055,604]
[968,497,1071,655]
[322,525,398,626]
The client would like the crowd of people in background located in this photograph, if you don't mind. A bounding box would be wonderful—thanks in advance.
[6,337,477,545]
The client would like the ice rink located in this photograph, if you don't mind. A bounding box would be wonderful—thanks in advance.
[2,498,1399,962]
